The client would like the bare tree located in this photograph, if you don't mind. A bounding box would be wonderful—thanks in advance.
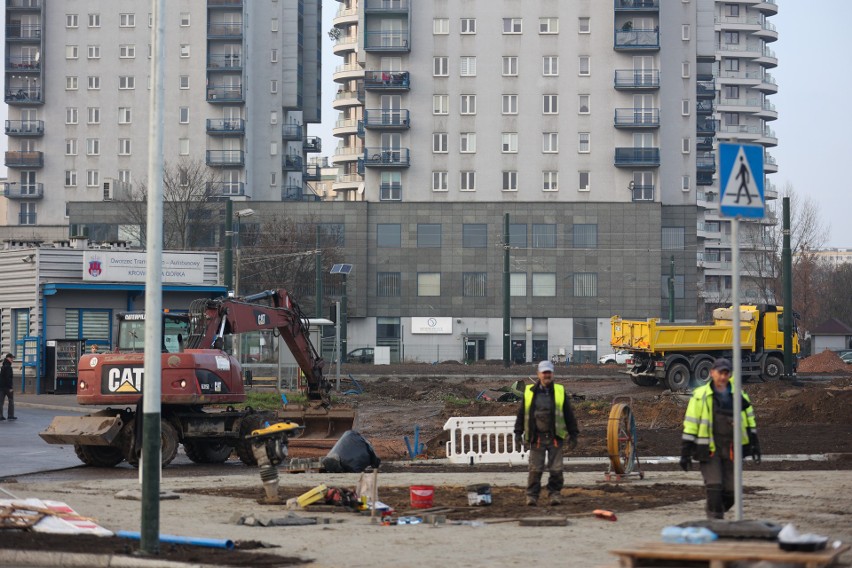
[818,263,852,328]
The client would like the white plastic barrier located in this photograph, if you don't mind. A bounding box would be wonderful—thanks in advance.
[444,416,529,465]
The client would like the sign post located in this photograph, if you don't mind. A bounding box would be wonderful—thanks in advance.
[718,142,765,521]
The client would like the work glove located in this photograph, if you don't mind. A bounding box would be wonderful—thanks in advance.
[680,441,695,472]
[749,430,762,464]
[566,436,578,451]
[514,433,524,448]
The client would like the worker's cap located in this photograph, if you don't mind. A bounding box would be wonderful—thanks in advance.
[712,358,732,372]
[4,353,14,360]
[538,360,555,373]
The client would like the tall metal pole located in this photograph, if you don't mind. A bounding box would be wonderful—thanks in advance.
[341,275,348,363]
[224,200,233,292]
[335,301,341,390]
[731,218,744,521]
[141,0,166,554]
[668,255,676,322]
[502,213,510,367]
[315,226,323,318]
[782,197,793,375]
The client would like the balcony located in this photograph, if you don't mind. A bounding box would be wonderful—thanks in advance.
[764,153,778,173]
[332,88,364,109]
[3,182,43,199]
[282,124,303,141]
[696,136,715,152]
[614,29,660,51]
[335,146,365,163]
[206,86,244,103]
[334,62,364,82]
[364,31,410,52]
[333,35,358,56]
[206,118,245,135]
[206,181,245,196]
[614,0,658,11]
[364,70,410,91]
[364,0,410,13]
[614,108,659,128]
[696,153,716,172]
[4,88,42,105]
[697,79,715,99]
[613,69,659,89]
[7,0,42,10]
[357,121,365,138]
[5,120,43,136]
[304,164,321,180]
[697,190,718,209]
[207,22,243,38]
[207,54,242,70]
[282,155,304,171]
[333,118,359,137]
[6,56,40,72]
[697,119,719,136]
[208,0,243,8]
[363,147,410,168]
[5,151,43,168]
[5,24,41,40]
[697,171,715,186]
[614,147,659,167]
[282,184,320,202]
[363,109,410,130]
[630,184,654,202]
[205,150,244,166]
[304,136,322,153]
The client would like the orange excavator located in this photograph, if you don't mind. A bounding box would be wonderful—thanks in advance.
[40,289,355,467]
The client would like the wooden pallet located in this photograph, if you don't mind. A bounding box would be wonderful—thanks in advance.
[611,541,850,568]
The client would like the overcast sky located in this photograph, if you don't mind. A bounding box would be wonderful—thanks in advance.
[2,2,848,247]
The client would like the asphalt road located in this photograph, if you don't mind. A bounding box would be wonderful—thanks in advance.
[0,407,87,479]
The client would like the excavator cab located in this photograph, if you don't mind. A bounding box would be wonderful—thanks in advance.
[116,312,190,354]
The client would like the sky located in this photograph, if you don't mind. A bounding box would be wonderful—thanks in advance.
[3,2,849,247]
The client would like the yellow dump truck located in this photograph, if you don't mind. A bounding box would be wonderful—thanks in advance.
[610,305,798,390]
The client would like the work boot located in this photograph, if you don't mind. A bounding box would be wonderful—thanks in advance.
[0,417,5,421]
[526,496,538,507]
[549,494,561,507]
[8,416,16,420]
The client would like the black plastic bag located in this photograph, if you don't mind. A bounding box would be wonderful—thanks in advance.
[321,430,381,473]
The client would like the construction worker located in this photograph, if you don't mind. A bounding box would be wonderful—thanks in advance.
[680,357,762,519]
[514,360,579,506]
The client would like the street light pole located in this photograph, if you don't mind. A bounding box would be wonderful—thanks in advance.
[232,209,254,365]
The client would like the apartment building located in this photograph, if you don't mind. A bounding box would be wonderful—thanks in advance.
[3,0,323,241]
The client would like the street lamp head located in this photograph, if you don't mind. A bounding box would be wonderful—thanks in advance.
[235,208,255,218]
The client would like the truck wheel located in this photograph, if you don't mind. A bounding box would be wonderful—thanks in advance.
[630,375,658,387]
[763,356,784,380]
[236,414,267,466]
[666,362,690,391]
[184,441,233,464]
[73,444,125,467]
[122,419,180,467]
[691,359,713,388]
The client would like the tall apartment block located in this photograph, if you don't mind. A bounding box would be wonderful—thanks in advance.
[3,0,323,241]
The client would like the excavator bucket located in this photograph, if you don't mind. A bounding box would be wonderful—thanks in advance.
[278,406,356,450]
[39,413,125,446]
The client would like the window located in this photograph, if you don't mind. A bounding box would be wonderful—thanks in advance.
[271,18,279,32]
[459,133,476,153]
[65,309,111,344]
[377,273,401,297]
[724,112,739,126]
[418,273,441,297]
[682,62,690,78]
[118,107,132,124]
[724,31,739,45]
[433,18,449,34]
[417,224,442,247]
[460,18,476,34]
[725,4,740,17]
[543,171,559,192]
[579,56,590,76]
[432,132,448,153]
[66,76,78,90]
[179,107,189,124]
[533,273,556,296]
[271,49,278,63]
[543,132,559,153]
[88,13,101,28]
[66,14,79,28]
[503,18,522,34]
[724,85,740,99]
[724,58,740,72]
[510,273,527,296]
[179,138,189,156]
[463,224,487,247]
[662,227,686,250]
[87,45,101,59]
[433,94,449,115]
[118,170,132,185]
[681,25,690,40]
[573,273,598,297]
[119,13,135,28]
[66,45,79,59]
[180,12,190,27]
[509,224,527,248]
[661,275,686,300]
[501,132,518,153]
[179,44,190,58]
[118,138,131,155]
[682,138,691,154]
[543,94,559,114]
[578,17,590,33]
[377,224,401,248]
[502,56,518,76]
[433,57,448,76]
[65,139,78,156]
[573,224,597,248]
[119,76,135,89]
[66,107,78,125]
[532,225,556,248]
[86,107,100,124]
[270,111,278,124]
[463,273,487,297]
[65,170,77,187]
[86,170,100,187]
[86,138,100,156]
[682,100,690,116]
[681,175,690,191]
[432,171,448,192]
[88,76,100,90]
[460,94,476,114]
[578,94,590,114]
[502,171,518,191]
[578,132,590,153]
[539,17,558,34]
[502,94,518,114]
[270,80,278,93]
[380,172,401,200]
[542,56,559,76]
[19,203,36,225]
[119,45,136,58]
[460,171,476,191]
[579,171,590,191]
[460,56,477,76]
[179,75,189,89]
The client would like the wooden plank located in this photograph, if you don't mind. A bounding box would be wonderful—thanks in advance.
[610,541,849,566]
[519,516,568,527]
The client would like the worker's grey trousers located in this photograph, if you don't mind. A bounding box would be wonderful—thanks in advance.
[699,452,735,519]
[526,438,564,499]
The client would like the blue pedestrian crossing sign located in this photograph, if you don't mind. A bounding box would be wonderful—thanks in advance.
[719,143,765,219]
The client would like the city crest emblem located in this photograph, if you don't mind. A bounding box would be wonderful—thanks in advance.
[88,258,102,278]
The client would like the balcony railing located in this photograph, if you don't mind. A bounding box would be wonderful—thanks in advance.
[697,119,719,135]
[206,86,244,102]
[697,171,715,186]
[207,54,242,70]
[206,181,245,196]
[5,120,43,136]
[696,100,714,114]
[8,0,42,10]
[5,151,43,167]
[631,184,654,202]
[364,0,410,12]
[282,155,304,171]
[282,124,303,140]
[207,22,243,37]
[364,31,410,52]
[614,29,660,50]
[696,153,717,172]
[364,70,410,90]
[614,147,659,167]
[697,80,715,98]
[304,137,322,153]
[5,88,42,104]
[5,24,41,39]
[363,109,410,129]
[3,182,43,199]
[614,108,659,128]
[613,69,659,89]
[697,136,715,151]
[206,118,245,135]
[205,150,244,166]
[282,185,321,202]
[208,0,243,7]
[304,164,321,180]
[363,148,410,167]
[614,0,659,10]
[6,56,40,71]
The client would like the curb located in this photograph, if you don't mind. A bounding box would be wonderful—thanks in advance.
[0,548,234,568]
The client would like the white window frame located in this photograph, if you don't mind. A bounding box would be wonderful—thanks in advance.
[433,18,449,35]
[88,13,101,28]
[460,171,476,191]
[180,12,190,27]
[179,75,189,89]
[66,14,79,28]
[682,25,690,40]
[66,107,79,125]
[433,94,449,115]
[543,94,559,114]
[543,132,559,153]
[65,170,77,187]
[503,18,522,34]
[270,80,278,93]
[539,17,559,34]
[579,94,590,114]
[502,94,518,115]
[578,132,591,153]
[682,138,691,154]
[502,56,518,76]
[542,56,559,76]
[682,175,690,192]
[118,107,132,124]
[179,44,190,58]
[578,17,590,34]
[543,171,559,192]
[682,100,690,116]
[65,139,78,156]
[119,45,136,59]
[179,138,190,156]
[87,45,101,59]
[432,132,448,153]
[460,18,476,34]
[65,76,78,90]
[179,107,189,124]
[86,107,100,124]
[460,56,477,76]
[271,18,279,32]
[579,171,590,192]
[86,170,100,188]
[271,49,278,63]
[88,76,100,90]
[119,13,135,28]
[86,138,100,156]
[502,170,518,192]
[433,57,449,77]
[459,133,476,153]
[118,76,135,90]
[682,62,690,78]
[432,171,448,192]
[66,45,79,59]
[460,94,476,115]
[118,138,132,156]
[579,56,591,76]
[501,132,518,154]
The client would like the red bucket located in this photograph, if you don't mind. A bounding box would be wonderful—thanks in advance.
[409,485,434,509]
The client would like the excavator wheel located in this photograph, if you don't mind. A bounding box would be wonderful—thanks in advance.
[183,441,233,464]
[236,413,268,466]
[122,419,180,467]
[73,444,125,468]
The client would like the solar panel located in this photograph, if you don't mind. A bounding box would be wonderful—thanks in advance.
[330,263,353,275]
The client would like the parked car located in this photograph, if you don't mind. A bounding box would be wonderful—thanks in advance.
[841,352,852,364]
[599,350,632,365]
[346,347,375,364]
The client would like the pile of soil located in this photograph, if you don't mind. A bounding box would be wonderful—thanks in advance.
[797,350,852,373]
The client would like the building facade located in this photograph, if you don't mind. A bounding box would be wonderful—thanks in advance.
[3,0,323,241]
